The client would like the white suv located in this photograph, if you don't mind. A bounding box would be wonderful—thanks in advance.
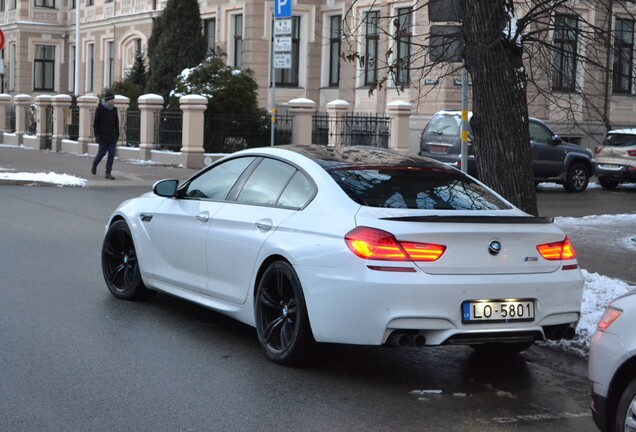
[588,289,636,431]
[594,129,636,189]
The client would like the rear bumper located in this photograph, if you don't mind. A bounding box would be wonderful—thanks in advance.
[591,391,610,432]
[596,164,636,182]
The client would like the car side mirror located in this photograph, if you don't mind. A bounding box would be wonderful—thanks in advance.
[551,135,563,145]
[153,179,179,197]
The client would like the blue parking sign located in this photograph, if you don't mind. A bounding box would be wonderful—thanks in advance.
[275,0,292,18]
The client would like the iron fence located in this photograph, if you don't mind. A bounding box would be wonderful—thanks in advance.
[25,105,36,136]
[64,106,79,140]
[5,105,15,133]
[45,105,53,149]
[124,110,140,147]
[203,111,292,153]
[312,112,329,145]
[155,110,183,151]
[340,113,390,148]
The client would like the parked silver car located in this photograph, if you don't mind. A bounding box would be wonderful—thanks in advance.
[594,129,636,189]
[589,289,636,431]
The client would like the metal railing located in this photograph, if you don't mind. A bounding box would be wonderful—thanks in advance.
[123,110,140,147]
[5,105,15,133]
[338,113,391,148]
[312,112,329,145]
[155,110,183,151]
[64,106,79,140]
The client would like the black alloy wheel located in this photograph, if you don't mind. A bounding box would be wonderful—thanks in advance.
[255,261,313,365]
[598,177,620,190]
[102,220,153,300]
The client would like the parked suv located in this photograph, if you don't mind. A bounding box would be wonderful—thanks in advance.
[589,289,636,431]
[419,110,596,192]
[594,129,636,189]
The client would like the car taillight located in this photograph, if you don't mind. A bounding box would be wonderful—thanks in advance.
[594,146,602,154]
[628,150,636,157]
[597,307,622,331]
[536,236,576,260]
[345,227,446,262]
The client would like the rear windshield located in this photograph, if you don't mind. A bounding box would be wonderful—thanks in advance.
[329,166,511,210]
[604,133,636,147]
[425,115,460,137]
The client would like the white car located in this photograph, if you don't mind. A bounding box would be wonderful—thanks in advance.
[101,145,584,364]
[594,129,636,189]
[589,290,636,431]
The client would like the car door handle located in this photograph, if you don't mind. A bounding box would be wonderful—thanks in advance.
[255,219,273,231]
[196,212,210,223]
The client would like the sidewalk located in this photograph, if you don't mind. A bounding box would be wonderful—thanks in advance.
[0,145,200,187]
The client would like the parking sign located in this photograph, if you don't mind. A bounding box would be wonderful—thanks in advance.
[274,0,291,18]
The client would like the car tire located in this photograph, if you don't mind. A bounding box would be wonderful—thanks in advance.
[255,261,314,365]
[564,162,590,192]
[598,177,620,190]
[102,220,154,300]
[471,341,534,356]
[615,377,636,431]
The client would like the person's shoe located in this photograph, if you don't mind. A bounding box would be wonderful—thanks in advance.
[91,166,96,175]
[105,173,115,180]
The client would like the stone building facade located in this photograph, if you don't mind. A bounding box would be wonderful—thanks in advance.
[2,0,636,148]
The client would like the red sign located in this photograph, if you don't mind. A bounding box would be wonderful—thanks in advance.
[0,29,4,51]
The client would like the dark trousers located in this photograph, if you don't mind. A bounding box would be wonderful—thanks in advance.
[93,142,117,174]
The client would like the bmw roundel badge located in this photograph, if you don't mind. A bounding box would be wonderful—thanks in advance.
[488,240,502,255]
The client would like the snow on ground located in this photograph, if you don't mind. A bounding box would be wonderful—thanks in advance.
[0,165,634,356]
[0,168,86,186]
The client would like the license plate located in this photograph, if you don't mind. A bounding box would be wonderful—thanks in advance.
[462,300,535,323]
[597,164,623,171]
[430,145,448,154]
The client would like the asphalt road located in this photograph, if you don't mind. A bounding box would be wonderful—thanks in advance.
[0,184,633,431]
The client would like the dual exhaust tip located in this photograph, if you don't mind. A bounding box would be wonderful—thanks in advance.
[386,332,426,347]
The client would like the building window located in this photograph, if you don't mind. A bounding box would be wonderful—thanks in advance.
[395,7,412,86]
[87,0,93,7]
[34,0,54,7]
[105,41,114,88]
[0,0,5,12]
[86,43,94,93]
[69,45,76,93]
[273,16,300,86]
[232,14,243,68]
[329,15,341,87]
[70,0,74,9]
[204,18,216,56]
[34,45,55,91]
[9,42,16,91]
[552,14,578,92]
[613,18,634,94]
[364,11,379,86]
[9,0,16,9]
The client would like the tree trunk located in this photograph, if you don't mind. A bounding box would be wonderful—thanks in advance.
[463,0,538,216]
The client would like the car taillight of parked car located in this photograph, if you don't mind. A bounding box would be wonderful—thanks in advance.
[594,146,602,154]
[628,150,636,157]
[345,227,446,262]
[536,236,576,261]
[597,307,623,331]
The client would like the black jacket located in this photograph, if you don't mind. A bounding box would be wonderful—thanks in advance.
[93,103,120,145]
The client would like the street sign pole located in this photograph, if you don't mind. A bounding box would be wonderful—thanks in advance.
[272,0,292,146]
[270,28,276,147]
[460,61,468,173]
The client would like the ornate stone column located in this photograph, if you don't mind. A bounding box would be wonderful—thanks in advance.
[326,99,351,147]
[51,94,73,152]
[288,98,316,145]
[77,95,99,154]
[386,101,413,153]
[0,94,12,143]
[138,94,164,161]
[35,95,52,150]
[179,95,208,169]
[14,94,32,145]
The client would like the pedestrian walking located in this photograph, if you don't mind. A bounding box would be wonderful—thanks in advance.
[91,91,119,180]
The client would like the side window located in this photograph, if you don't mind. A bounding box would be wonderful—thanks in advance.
[237,158,297,206]
[277,171,314,208]
[185,157,255,200]
[529,122,553,144]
